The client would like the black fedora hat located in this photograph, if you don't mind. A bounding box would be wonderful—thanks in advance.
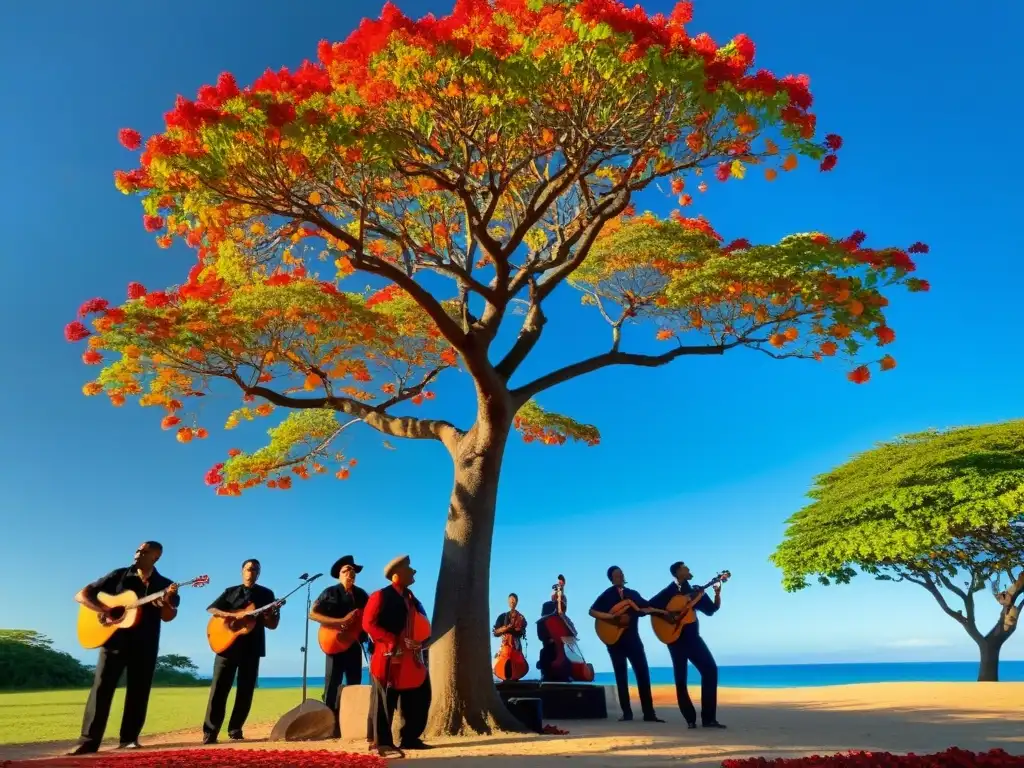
[330,555,364,579]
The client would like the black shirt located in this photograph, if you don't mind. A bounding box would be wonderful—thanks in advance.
[590,586,651,645]
[208,583,277,659]
[84,567,180,651]
[313,584,370,651]
[648,581,719,640]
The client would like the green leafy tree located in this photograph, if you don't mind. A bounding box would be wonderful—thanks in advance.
[0,630,94,690]
[771,421,1024,681]
[156,654,199,673]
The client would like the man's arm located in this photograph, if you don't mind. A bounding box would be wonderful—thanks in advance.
[493,612,508,636]
[158,585,180,622]
[207,588,244,619]
[264,590,281,630]
[696,588,721,616]
[74,570,121,615]
[361,591,398,646]
[589,594,617,621]
[308,589,346,627]
[633,591,673,617]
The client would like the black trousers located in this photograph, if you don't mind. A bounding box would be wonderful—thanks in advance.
[203,654,260,737]
[369,676,431,748]
[669,634,719,724]
[79,645,157,747]
[323,645,362,713]
[607,636,655,719]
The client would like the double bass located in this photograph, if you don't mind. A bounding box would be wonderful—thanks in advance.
[536,575,594,683]
[369,591,431,690]
[493,610,529,682]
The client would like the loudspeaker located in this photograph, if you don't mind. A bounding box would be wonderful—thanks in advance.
[507,697,544,733]
[497,681,608,719]
[269,699,336,741]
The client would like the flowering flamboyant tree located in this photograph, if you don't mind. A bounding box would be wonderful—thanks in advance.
[65,0,930,736]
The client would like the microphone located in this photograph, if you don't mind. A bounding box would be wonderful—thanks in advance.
[308,573,323,582]
[298,573,309,581]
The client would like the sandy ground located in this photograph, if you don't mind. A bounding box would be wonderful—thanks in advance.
[2,683,1022,766]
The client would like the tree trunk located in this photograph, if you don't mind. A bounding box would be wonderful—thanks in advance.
[976,636,1003,682]
[424,418,527,737]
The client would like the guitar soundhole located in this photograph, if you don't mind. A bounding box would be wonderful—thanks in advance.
[100,607,125,626]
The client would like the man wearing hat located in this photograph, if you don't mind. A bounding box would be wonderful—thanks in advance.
[361,554,432,757]
[309,555,369,727]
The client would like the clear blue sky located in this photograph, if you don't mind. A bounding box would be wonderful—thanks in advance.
[1,0,1021,677]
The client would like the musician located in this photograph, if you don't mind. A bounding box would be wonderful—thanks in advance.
[536,586,568,681]
[202,558,280,744]
[308,555,369,730]
[493,593,526,650]
[648,561,725,729]
[589,565,670,723]
[68,542,179,755]
[362,554,432,757]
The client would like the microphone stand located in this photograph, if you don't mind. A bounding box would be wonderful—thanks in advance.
[296,572,322,704]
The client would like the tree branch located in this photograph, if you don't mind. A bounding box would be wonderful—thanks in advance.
[510,339,746,403]
[494,282,545,380]
[238,380,462,452]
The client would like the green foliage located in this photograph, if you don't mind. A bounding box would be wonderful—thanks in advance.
[771,421,1024,592]
[0,631,93,691]
[0,631,204,691]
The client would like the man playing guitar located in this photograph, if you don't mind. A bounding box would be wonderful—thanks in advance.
[648,561,726,729]
[308,555,369,731]
[69,542,179,755]
[589,565,672,723]
[362,554,432,758]
[202,558,280,744]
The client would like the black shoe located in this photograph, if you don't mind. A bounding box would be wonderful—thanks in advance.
[399,738,432,750]
[67,743,98,756]
[202,733,218,745]
[118,740,143,749]
[702,721,727,728]
[228,730,244,741]
[642,714,665,723]
[618,713,634,721]
[686,722,697,729]
[376,745,404,758]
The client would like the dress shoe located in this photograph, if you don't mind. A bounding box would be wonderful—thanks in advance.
[642,715,665,723]
[202,733,218,745]
[399,738,432,750]
[618,713,634,721]
[686,722,697,729]
[66,743,98,756]
[118,740,143,749]
[228,730,244,740]
[702,721,727,728]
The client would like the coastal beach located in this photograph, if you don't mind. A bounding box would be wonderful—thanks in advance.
[2,682,1021,765]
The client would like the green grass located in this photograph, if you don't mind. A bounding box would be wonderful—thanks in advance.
[0,687,306,745]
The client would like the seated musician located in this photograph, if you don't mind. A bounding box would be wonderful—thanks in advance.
[589,565,671,723]
[203,558,280,744]
[493,592,526,649]
[362,555,432,758]
[648,561,725,729]
[308,555,369,734]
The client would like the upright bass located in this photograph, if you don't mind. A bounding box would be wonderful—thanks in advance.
[536,575,594,683]
[493,610,528,682]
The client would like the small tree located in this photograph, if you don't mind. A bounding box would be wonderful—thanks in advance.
[156,654,199,674]
[771,421,1024,681]
[65,0,929,735]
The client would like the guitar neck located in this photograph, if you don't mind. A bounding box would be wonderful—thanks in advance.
[130,577,201,608]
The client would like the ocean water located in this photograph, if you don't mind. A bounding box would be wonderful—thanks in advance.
[251,661,1024,689]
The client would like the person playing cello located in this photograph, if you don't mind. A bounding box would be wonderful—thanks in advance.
[493,593,528,681]
[362,554,432,758]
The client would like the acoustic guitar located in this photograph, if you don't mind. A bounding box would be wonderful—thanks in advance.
[207,600,283,654]
[317,609,364,655]
[77,574,210,649]
[650,570,731,645]
[594,598,642,646]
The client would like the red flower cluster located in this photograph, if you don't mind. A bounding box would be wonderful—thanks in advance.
[722,747,1024,767]
[0,748,388,768]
